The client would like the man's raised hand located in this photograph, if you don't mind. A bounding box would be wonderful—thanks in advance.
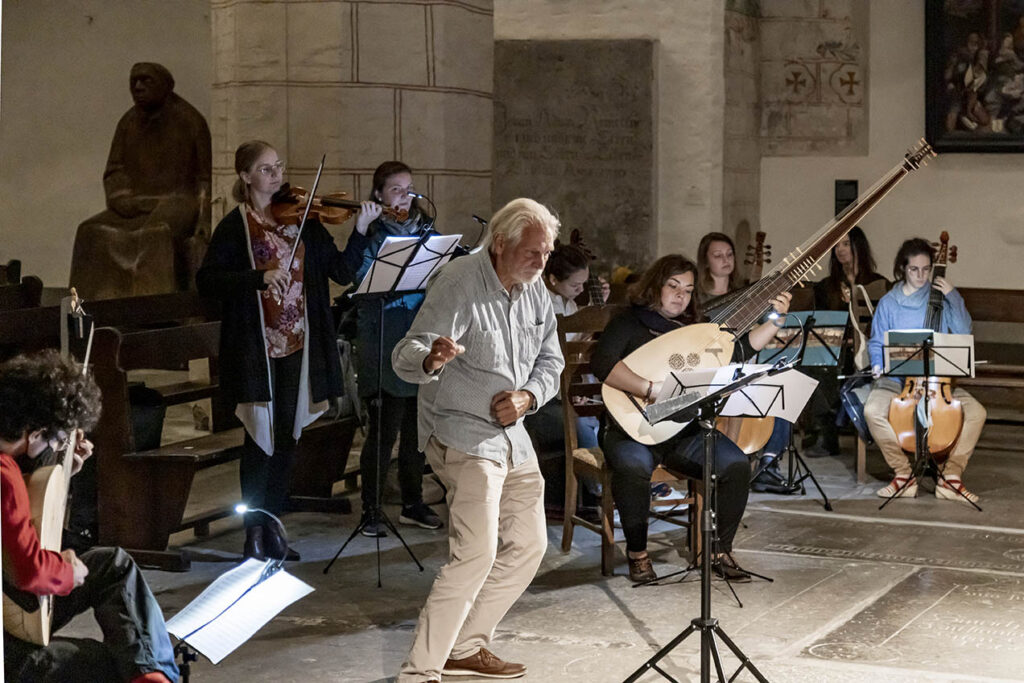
[423,336,465,373]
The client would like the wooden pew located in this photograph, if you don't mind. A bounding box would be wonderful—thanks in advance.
[0,290,219,359]
[91,321,358,571]
[0,275,43,311]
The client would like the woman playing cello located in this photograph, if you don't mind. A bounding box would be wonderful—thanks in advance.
[863,238,985,503]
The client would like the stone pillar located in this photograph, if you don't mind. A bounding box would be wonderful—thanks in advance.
[210,0,493,243]
[724,2,763,278]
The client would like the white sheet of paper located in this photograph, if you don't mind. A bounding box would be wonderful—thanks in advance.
[396,234,461,291]
[166,559,314,665]
[353,236,420,295]
[651,364,817,423]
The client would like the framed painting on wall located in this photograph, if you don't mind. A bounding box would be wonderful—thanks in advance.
[925,0,1024,152]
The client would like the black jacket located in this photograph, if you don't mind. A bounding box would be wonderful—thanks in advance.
[196,207,362,408]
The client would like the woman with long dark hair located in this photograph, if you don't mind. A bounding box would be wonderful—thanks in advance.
[590,254,790,582]
[814,226,888,311]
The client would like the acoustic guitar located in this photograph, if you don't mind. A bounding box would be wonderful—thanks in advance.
[603,141,936,444]
[2,289,92,645]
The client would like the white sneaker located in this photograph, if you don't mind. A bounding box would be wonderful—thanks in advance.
[876,476,918,498]
[936,478,979,505]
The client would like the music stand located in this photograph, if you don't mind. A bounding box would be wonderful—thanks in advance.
[878,330,980,511]
[624,363,804,683]
[637,361,817,597]
[323,232,461,585]
[752,311,847,510]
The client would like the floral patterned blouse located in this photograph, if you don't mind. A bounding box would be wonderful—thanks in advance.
[246,207,306,358]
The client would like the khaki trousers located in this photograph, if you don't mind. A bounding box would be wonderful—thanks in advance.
[398,437,547,683]
[863,378,987,478]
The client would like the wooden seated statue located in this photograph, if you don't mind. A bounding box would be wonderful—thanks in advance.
[70,63,211,300]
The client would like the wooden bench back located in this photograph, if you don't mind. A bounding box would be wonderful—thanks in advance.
[0,276,42,311]
[558,305,625,456]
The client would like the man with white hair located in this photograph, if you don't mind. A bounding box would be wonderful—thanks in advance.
[392,198,565,682]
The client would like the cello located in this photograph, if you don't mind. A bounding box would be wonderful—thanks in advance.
[886,232,964,459]
[603,140,936,445]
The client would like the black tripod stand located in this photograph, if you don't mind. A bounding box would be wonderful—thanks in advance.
[624,399,769,683]
[624,361,803,682]
[749,423,833,511]
[749,312,836,511]
[324,293,424,585]
[879,336,982,512]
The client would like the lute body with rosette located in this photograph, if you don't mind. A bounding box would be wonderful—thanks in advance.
[603,141,937,444]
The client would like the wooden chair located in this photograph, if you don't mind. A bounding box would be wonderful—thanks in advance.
[557,305,703,576]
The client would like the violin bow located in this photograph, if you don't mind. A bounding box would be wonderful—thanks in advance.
[284,153,326,274]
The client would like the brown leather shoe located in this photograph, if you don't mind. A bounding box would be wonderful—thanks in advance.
[443,648,526,678]
[628,553,657,583]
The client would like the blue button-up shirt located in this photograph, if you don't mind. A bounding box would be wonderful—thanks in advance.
[392,249,564,465]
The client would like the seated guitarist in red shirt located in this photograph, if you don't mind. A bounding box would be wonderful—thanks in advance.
[1,350,179,683]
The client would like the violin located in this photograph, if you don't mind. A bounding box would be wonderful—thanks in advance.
[270,183,410,226]
[887,231,963,460]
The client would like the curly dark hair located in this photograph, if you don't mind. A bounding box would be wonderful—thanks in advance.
[0,350,101,442]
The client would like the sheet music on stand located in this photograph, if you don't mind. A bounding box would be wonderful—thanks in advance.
[353,233,462,295]
[165,559,313,665]
[755,310,848,367]
[649,364,818,425]
[884,329,975,378]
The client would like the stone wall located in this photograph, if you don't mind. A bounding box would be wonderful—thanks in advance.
[211,0,494,246]
[493,40,655,269]
[760,0,869,156]
[495,1,726,264]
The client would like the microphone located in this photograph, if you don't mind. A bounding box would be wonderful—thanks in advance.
[407,191,426,199]
[472,215,488,226]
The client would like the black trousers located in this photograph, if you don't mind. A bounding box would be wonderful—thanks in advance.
[602,426,749,554]
[358,392,425,512]
[240,350,302,527]
[3,548,179,683]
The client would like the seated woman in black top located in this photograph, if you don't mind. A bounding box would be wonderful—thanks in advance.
[589,254,791,583]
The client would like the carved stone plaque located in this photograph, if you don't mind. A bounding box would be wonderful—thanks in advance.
[494,40,655,269]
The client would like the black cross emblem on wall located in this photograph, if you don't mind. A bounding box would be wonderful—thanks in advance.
[786,71,807,93]
[839,70,860,96]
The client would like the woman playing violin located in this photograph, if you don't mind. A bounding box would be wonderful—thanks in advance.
[863,238,985,503]
[590,254,791,583]
[344,161,444,536]
[197,140,363,561]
